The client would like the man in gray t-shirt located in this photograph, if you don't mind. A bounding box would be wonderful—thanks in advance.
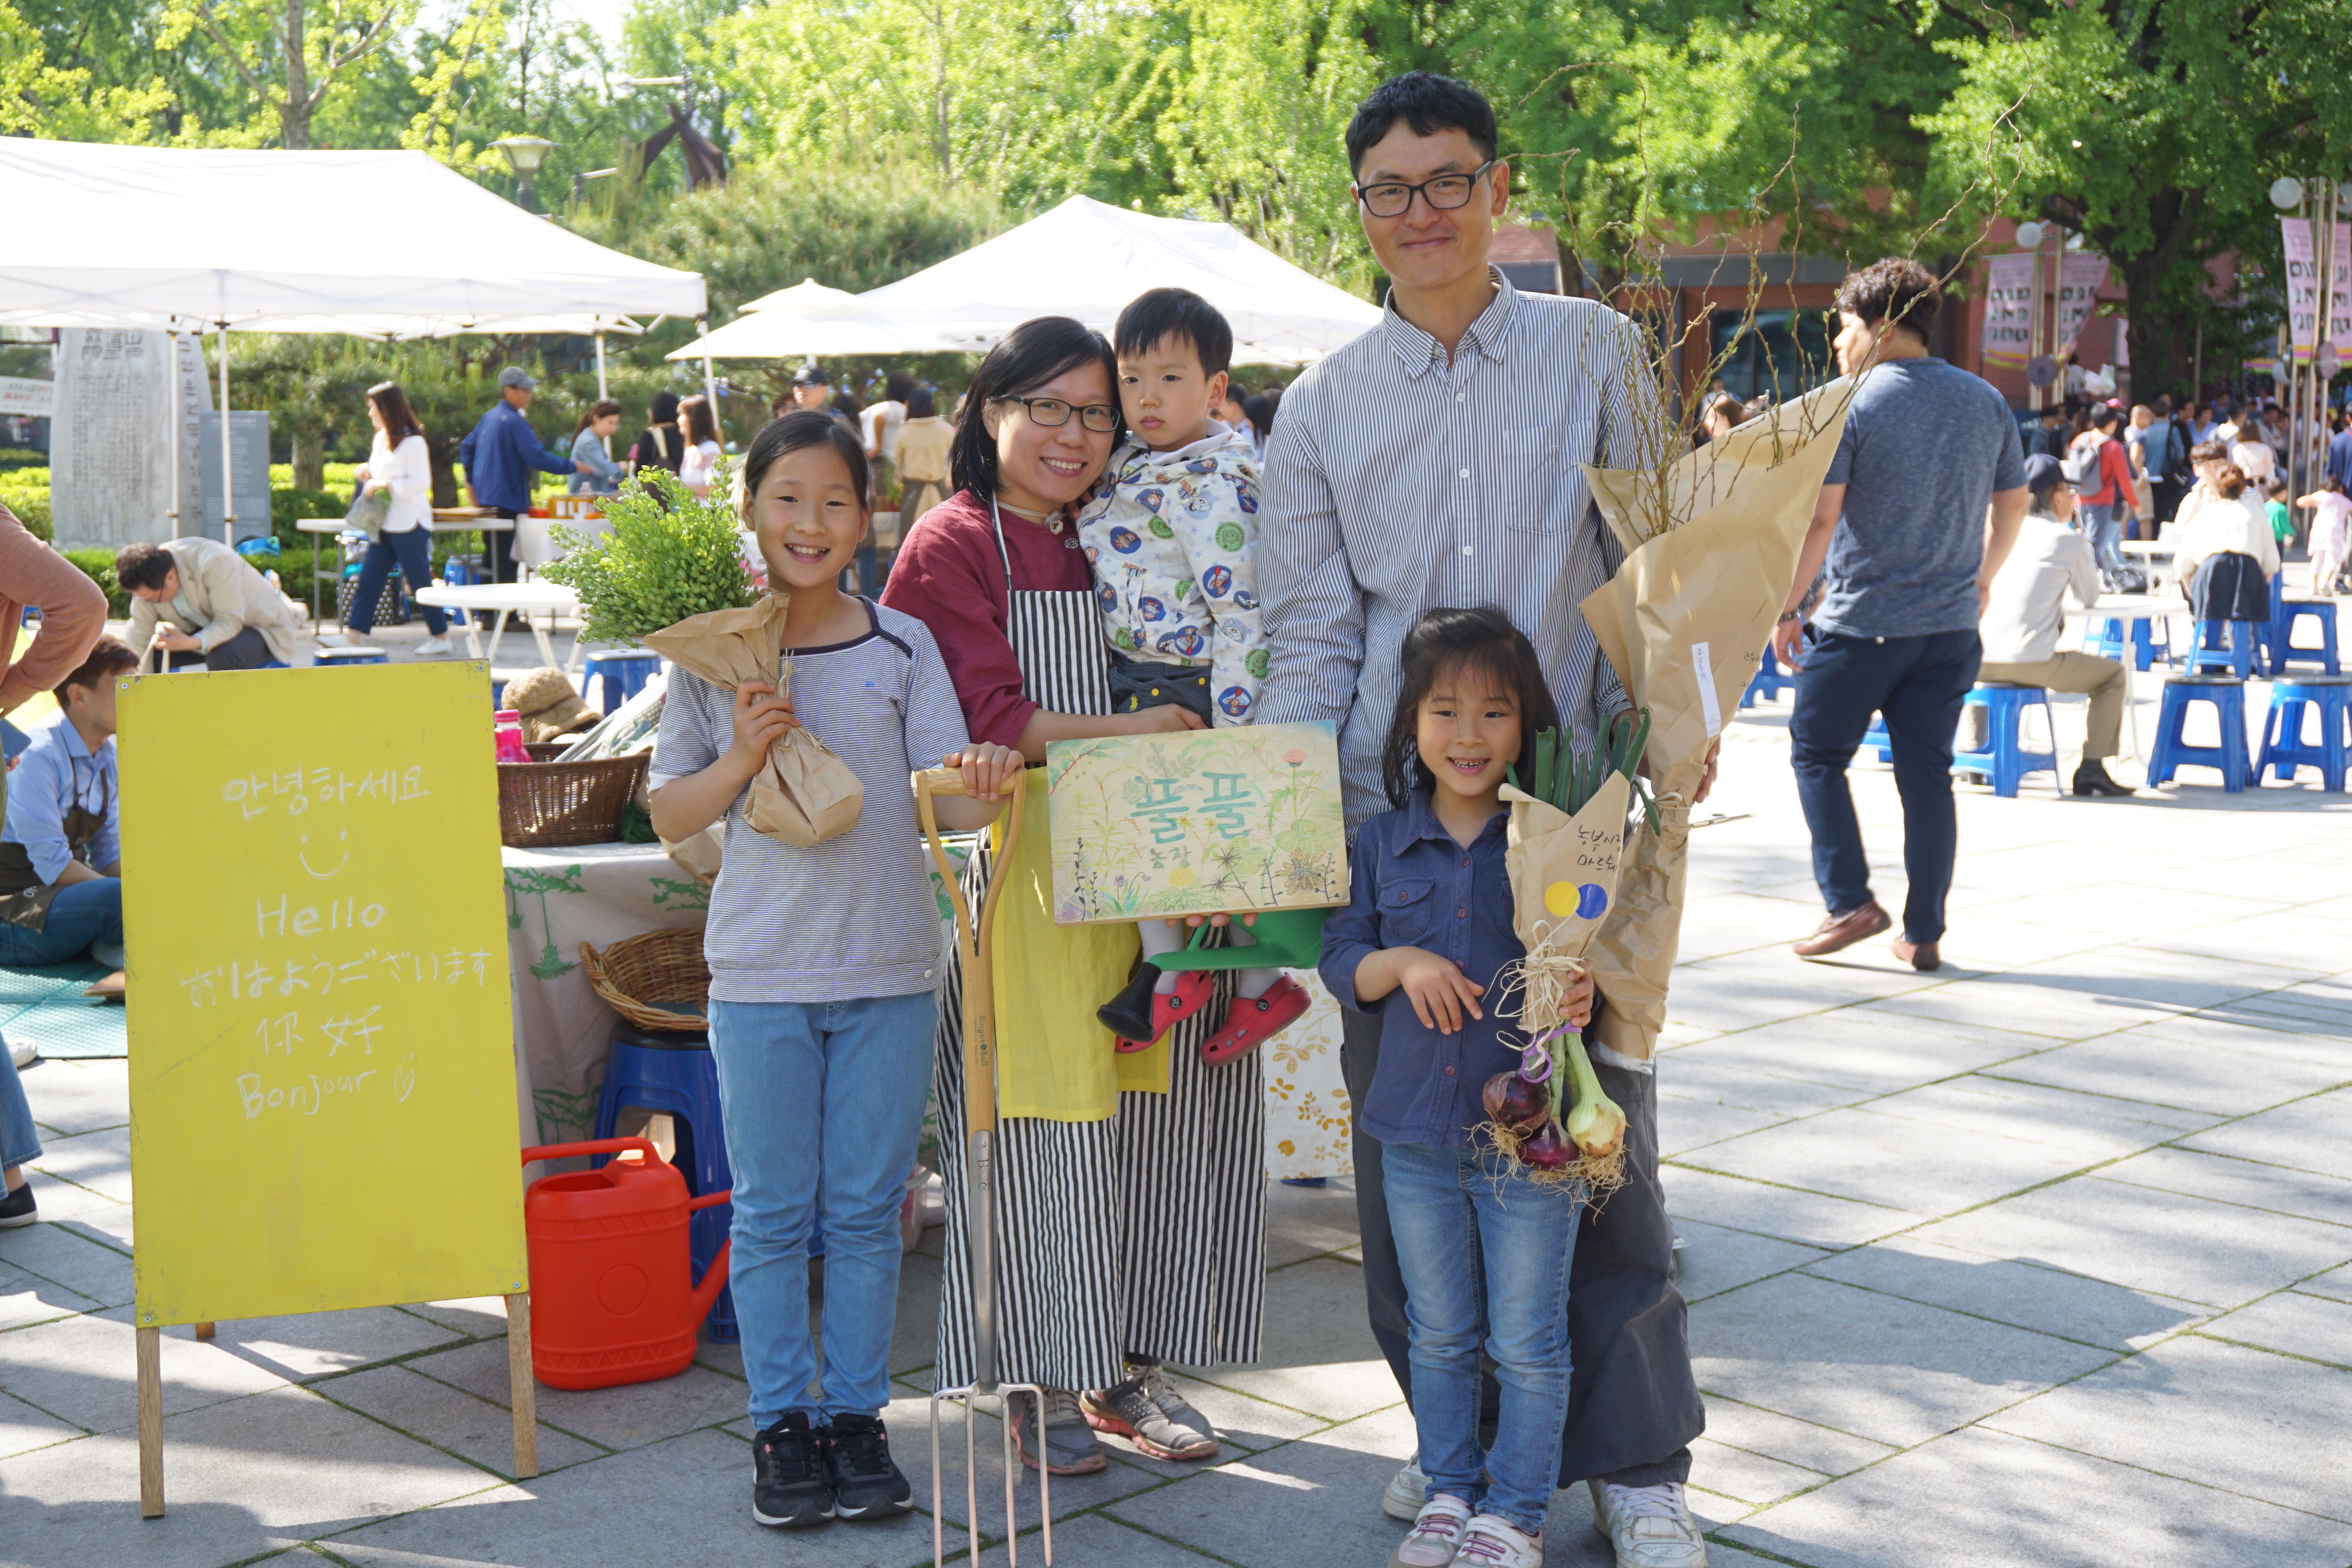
[1769,259,2028,973]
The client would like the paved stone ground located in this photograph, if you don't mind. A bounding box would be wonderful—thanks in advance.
[5,637,2350,1568]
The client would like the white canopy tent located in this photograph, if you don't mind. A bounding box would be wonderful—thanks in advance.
[668,279,955,361]
[851,196,1382,365]
[0,140,708,539]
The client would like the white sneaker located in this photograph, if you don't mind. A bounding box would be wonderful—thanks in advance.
[1389,1494,1472,1568]
[416,635,455,656]
[315,632,353,649]
[9,1038,33,1070]
[1455,1512,1543,1568]
[1590,1479,1708,1568]
[1383,1457,1430,1521]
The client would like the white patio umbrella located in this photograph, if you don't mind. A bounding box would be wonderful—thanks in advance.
[850,196,1382,365]
[665,280,955,360]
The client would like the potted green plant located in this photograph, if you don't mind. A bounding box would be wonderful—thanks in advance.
[541,463,757,645]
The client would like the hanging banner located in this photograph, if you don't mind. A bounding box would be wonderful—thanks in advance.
[2053,252,2109,357]
[2283,218,2318,363]
[2329,223,2352,353]
[1982,252,2035,369]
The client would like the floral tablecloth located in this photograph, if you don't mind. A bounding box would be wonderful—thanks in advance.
[1263,969,1352,1179]
[503,841,709,1147]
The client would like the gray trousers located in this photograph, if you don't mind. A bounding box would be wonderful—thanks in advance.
[1341,1006,1702,1487]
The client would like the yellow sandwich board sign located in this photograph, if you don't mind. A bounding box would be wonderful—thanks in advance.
[116,663,539,1512]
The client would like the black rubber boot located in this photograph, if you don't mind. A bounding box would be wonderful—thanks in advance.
[1096,963,1163,1041]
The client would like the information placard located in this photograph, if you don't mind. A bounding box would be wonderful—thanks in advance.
[121,663,526,1327]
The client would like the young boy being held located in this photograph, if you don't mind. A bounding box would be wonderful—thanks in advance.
[1078,286,1307,1063]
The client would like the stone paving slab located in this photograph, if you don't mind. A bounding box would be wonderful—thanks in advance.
[1985,1335,2352,1523]
[1669,1218,1828,1304]
[1982,1026,2352,1115]
[1689,1272,2116,1447]
[1906,1176,2352,1310]
[2094,1144,2352,1230]
[1665,1008,2048,1096]
[1696,1394,1899,1477]
[1660,1167,1915,1250]
[0,1309,288,1434]
[403,1336,748,1451]
[17,1057,130,1136]
[314,1363,608,1479]
[1723,1426,2352,1568]
[0,1221,132,1307]
[1674,1106,2098,1218]
[28,1125,131,1204]
[1799,1235,2208,1351]
[2199,1288,2352,1369]
[1858,1073,2226,1154]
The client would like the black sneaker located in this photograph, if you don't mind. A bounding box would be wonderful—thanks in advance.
[0,1182,33,1229]
[751,1412,834,1528]
[825,1412,913,1519]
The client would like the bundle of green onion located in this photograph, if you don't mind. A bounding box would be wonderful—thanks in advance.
[1506,709,1658,828]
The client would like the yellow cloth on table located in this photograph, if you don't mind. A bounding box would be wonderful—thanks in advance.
[989,771,1163,1119]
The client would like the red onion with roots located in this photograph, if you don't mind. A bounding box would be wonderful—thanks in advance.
[1482,1070,1551,1135]
[1517,1121,1573,1169]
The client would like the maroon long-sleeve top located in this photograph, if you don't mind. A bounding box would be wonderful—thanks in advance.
[878,488,1092,751]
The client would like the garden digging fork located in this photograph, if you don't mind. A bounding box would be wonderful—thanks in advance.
[914,766,1049,1568]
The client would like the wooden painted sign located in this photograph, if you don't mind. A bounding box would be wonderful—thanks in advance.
[119,662,537,1511]
[121,662,526,1326]
[1045,721,1347,925]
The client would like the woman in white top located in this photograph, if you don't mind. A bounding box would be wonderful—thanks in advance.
[677,394,722,497]
[2173,457,2280,624]
[2228,426,2276,488]
[332,381,453,655]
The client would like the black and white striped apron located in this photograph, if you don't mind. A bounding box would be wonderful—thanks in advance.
[931,498,1267,1393]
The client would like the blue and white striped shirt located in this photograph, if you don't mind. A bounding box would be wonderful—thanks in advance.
[1255,270,1657,830]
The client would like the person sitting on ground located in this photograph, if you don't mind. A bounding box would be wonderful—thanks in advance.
[117,536,306,671]
[0,636,136,971]
[1978,454,2134,798]
[2172,456,2279,627]
[0,500,106,1232]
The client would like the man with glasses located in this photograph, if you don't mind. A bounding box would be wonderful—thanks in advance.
[1256,70,1709,1568]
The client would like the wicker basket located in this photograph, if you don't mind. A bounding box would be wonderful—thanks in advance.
[497,752,649,848]
[522,740,573,762]
[580,928,710,1032]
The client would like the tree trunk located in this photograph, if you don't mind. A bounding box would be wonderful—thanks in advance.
[291,431,325,491]
[2119,255,2189,404]
[428,436,461,510]
[282,0,311,150]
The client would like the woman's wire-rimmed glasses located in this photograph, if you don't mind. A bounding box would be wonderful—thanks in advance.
[994,396,1118,433]
[1354,159,1501,220]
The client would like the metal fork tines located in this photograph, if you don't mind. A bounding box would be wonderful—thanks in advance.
[931,1379,1053,1567]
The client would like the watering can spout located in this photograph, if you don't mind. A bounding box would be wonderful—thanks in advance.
[691,1239,731,1325]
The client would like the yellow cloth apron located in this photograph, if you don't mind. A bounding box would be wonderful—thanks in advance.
[989,772,1168,1119]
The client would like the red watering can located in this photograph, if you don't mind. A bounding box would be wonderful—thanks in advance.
[519,1137,731,1390]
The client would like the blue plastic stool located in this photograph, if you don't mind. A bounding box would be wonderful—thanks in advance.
[2269,599,2341,677]
[1860,714,1893,763]
[591,1021,780,1345]
[1949,684,2058,797]
[2186,620,2261,679]
[2147,676,2250,791]
[1740,643,1794,710]
[313,646,388,667]
[585,649,661,713]
[2083,615,2166,673]
[2255,676,2352,789]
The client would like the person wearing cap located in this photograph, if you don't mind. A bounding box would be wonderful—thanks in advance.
[459,367,596,597]
[502,666,601,745]
[789,364,832,413]
[1977,454,2134,797]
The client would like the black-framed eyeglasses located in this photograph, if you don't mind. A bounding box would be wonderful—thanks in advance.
[1354,159,1501,220]
[994,396,1118,433]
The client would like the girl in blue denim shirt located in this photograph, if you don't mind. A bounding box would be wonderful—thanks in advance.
[1318,607,1596,1568]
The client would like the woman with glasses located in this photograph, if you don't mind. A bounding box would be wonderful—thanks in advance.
[880,317,1264,1479]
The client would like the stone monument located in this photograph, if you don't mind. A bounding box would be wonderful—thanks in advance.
[49,329,210,550]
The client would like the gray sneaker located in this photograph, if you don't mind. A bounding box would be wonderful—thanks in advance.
[1008,1387,1108,1475]
[1383,1457,1430,1521]
[1589,1479,1708,1568]
[1080,1363,1217,1460]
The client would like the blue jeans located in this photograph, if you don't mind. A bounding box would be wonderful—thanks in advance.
[2080,502,2124,577]
[345,527,448,637]
[707,992,937,1423]
[0,1033,38,1171]
[1790,627,1980,945]
[1383,1140,1586,1534]
[0,879,123,966]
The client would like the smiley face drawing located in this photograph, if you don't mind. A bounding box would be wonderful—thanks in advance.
[298,828,351,880]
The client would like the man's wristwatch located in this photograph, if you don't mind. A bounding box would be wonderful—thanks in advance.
[1777,611,1803,624]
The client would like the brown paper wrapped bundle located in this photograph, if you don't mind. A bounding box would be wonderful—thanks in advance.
[641,593,866,848]
[1482,770,1632,1191]
[1576,378,1859,1061]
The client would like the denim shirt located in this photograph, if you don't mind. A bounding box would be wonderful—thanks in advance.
[1318,791,1526,1149]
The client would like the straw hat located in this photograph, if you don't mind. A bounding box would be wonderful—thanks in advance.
[505,666,600,743]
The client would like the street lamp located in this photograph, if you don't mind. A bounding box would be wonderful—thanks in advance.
[2269,176,2305,211]
[490,136,557,211]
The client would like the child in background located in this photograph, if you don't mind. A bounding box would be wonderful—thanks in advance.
[1319,607,1597,1568]
[2298,475,2351,595]
[2264,479,2294,551]
[648,410,1021,1533]
[1078,287,1308,1062]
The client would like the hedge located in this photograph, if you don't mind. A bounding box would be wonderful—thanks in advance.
[0,470,47,539]
[59,548,129,618]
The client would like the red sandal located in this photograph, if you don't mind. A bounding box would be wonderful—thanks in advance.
[1114,969,1214,1052]
[1200,976,1309,1065]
